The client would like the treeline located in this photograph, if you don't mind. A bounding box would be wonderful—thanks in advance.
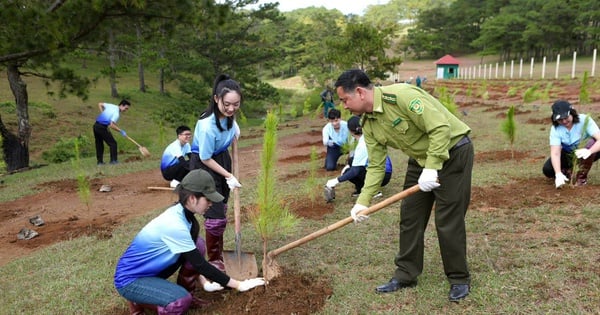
[402,0,599,60]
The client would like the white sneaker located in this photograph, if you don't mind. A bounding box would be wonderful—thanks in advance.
[373,191,383,199]
[170,179,180,188]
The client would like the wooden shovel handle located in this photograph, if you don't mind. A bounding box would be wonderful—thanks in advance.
[125,135,142,148]
[232,137,241,234]
[267,184,421,259]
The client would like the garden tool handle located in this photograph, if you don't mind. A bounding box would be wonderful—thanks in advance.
[267,184,421,259]
[232,138,241,234]
[125,135,142,148]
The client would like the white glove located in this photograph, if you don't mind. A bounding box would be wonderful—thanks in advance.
[237,278,266,292]
[575,148,592,159]
[226,175,242,189]
[203,281,224,292]
[326,178,339,188]
[340,165,350,176]
[555,172,568,189]
[350,204,369,223]
[418,168,441,192]
[327,140,334,147]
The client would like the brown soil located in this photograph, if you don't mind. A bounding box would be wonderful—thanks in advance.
[1,76,599,314]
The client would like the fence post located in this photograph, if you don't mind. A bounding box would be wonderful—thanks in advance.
[571,51,577,79]
[510,60,514,79]
[529,57,534,79]
[555,54,560,79]
[542,56,546,79]
[519,58,523,78]
[592,49,597,77]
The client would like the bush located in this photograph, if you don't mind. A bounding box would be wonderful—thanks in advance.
[42,135,93,163]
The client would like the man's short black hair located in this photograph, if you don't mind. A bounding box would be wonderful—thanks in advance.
[176,125,191,135]
[119,99,131,107]
[328,108,341,120]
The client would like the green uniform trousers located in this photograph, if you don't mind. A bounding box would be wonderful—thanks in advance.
[394,142,473,285]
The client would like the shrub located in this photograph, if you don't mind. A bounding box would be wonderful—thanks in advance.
[42,135,93,163]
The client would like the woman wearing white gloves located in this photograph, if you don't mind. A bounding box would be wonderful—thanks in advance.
[114,170,264,315]
[189,74,244,272]
[542,100,600,188]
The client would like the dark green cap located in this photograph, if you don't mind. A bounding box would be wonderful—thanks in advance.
[175,170,224,202]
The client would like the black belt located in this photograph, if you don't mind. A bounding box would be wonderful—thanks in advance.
[450,135,471,151]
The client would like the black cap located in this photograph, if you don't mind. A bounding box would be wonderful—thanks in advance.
[347,115,362,134]
[174,170,224,202]
[552,100,572,121]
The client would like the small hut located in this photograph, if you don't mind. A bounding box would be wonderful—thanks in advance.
[435,55,460,79]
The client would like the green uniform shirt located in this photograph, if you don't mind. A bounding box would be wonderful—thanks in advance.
[357,84,471,206]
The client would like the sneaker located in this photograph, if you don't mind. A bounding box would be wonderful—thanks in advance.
[170,179,180,188]
[373,191,383,199]
[109,160,119,165]
[351,191,360,197]
[97,162,105,166]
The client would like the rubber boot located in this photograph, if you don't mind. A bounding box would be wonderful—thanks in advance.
[576,153,596,186]
[156,294,192,315]
[205,218,228,272]
[176,238,211,309]
[128,301,157,315]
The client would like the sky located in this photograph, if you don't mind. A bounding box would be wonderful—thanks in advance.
[249,0,390,16]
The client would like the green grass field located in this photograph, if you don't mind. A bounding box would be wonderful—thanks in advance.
[1,56,599,314]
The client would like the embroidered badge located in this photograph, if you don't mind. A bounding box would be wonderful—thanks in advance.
[408,99,424,115]
[382,93,397,105]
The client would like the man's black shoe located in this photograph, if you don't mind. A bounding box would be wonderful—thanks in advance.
[375,278,416,293]
[448,284,470,302]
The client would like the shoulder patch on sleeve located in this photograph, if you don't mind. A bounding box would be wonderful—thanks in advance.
[382,93,397,105]
[408,98,424,115]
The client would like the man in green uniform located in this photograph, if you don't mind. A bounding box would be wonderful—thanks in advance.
[334,69,473,302]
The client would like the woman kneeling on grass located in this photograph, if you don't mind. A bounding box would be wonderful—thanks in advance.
[114,170,264,314]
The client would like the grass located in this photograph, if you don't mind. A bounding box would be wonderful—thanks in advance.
[1,56,600,314]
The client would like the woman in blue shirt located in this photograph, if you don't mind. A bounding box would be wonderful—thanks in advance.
[543,100,600,187]
[114,170,264,314]
[189,74,243,272]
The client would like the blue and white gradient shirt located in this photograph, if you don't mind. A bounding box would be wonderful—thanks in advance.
[160,139,191,171]
[549,114,600,152]
[114,204,196,289]
[95,103,120,126]
[191,114,240,159]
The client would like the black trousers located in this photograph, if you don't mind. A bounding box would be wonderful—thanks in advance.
[161,161,190,182]
[93,122,117,163]
[189,151,231,219]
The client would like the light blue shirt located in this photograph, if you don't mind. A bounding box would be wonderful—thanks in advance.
[95,103,120,126]
[114,204,195,288]
[160,139,191,171]
[549,114,599,152]
[351,135,393,173]
[322,121,349,146]
[191,114,240,159]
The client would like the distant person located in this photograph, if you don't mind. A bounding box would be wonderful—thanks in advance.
[415,76,422,88]
[542,100,600,188]
[325,115,392,199]
[189,74,243,272]
[161,125,193,188]
[335,69,473,302]
[93,99,130,165]
[322,109,349,171]
[114,170,265,314]
[320,85,335,118]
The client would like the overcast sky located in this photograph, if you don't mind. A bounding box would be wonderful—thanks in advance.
[249,0,390,16]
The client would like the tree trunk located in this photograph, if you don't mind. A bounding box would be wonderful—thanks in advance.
[136,23,146,92]
[3,64,31,171]
[108,29,119,98]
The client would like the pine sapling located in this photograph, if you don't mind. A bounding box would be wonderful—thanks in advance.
[251,111,298,281]
[500,105,517,159]
[72,138,91,211]
[579,71,590,105]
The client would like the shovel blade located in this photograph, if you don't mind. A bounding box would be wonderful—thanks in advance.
[222,251,259,280]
